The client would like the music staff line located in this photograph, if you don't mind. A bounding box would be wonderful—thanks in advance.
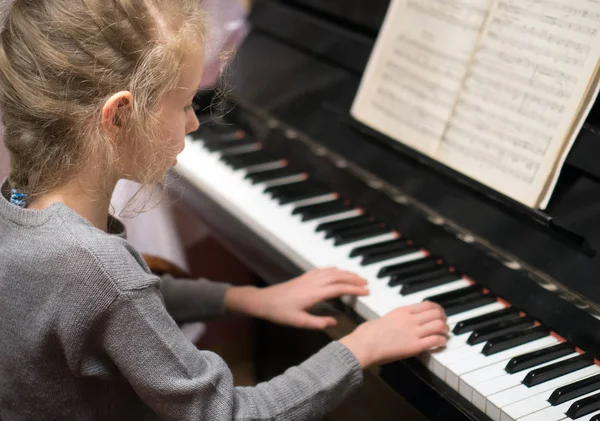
[497,2,598,37]
[394,35,471,66]
[454,101,553,147]
[372,98,441,141]
[461,83,560,129]
[383,62,458,103]
[441,130,540,183]
[406,0,487,31]
[504,0,600,22]
[466,72,566,114]
[391,47,466,81]
[446,116,547,163]
[486,30,587,67]
[375,86,449,126]
[476,46,579,85]
[473,58,575,100]
[488,15,592,56]
[451,108,549,156]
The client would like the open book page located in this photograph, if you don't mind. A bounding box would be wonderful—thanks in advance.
[351,0,493,156]
[437,0,600,208]
[537,63,600,209]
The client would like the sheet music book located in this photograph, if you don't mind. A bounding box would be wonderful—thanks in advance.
[351,0,600,209]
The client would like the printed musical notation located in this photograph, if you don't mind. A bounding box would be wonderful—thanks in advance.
[352,0,600,207]
[406,0,489,31]
[352,0,492,154]
[439,0,600,203]
[440,132,539,184]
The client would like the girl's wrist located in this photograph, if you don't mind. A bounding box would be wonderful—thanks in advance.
[224,286,264,317]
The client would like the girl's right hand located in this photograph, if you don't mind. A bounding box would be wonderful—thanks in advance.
[339,301,449,368]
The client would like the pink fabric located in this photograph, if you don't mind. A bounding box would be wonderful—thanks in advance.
[199,0,249,88]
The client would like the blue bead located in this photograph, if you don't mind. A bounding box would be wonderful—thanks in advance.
[10,188,28,208]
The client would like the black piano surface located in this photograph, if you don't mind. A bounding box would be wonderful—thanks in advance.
[171,1,600,420]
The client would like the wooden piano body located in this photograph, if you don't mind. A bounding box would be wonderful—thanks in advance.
[169,1,600,420]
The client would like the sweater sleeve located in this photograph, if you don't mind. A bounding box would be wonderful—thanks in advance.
[159,274,232,323]
[100,286,363,421]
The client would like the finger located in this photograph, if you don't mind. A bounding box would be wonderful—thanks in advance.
[321,285,370,300]
[292,313,337,330]
[311,266,338,275]
[415,308,446,325]
[419,334,448,351]
[408,300,444,315]
[321,270,368,286]
[418,319,449,338]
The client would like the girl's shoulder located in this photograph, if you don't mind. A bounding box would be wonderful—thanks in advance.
[53,209,159,295]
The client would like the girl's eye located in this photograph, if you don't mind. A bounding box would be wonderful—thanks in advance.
[184,103,193,112]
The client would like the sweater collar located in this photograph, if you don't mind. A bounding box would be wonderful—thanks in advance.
[0,178,126,238]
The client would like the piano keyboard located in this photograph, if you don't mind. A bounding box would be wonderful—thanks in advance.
[174,122,600,421]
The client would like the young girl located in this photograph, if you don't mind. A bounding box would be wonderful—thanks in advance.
[0,0,449,420]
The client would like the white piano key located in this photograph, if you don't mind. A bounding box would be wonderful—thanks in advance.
[504,384,600,421]
[573,410,600,421]
[179,138,594,421]
[518,390,600,421]
[472,353,580,412]
[486,365,600,421]
[260,173,309,187]
[239,160,287,173]
[458,337,561,400]
[420,302,507,374]
[296,209,363,225]
[446,302,508,326]
[446,336,559,391]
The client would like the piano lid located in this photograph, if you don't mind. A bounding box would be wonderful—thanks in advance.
[222,0,600,312]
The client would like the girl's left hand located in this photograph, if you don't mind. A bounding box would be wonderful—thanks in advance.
[225,267,369,329]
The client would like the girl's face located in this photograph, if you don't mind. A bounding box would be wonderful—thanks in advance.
[155,48,204,172]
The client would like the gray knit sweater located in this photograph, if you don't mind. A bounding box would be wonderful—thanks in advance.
[0,180,362,421]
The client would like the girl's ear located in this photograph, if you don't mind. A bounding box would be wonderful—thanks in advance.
[101,91,133,140]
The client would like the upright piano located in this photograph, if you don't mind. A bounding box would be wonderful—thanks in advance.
[170,1,600,420]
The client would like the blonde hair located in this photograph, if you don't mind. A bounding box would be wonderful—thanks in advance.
[0,0,208,201]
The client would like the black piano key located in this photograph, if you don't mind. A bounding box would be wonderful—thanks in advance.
[522,353,593,387]
[245,167,303,184]
[453,307,521,335]
[350,238,409,258]
[377,255,443,278]
[467,317,535,345]
[355,240,414,265]
[443,294,496,317]
[324,219,379,239]
[265,182,330,205]
[482,325,549,356]
[332,224,390,246]
[203,138,256,152]
[424,284,482,306]
[390,266,452,288]
[506,342,574,375]
[221,150,280,169]
[264,180,306,197]
[566,391,600,419]
[549,373,600,405]
[590,413,600,420]
[292,199,351,221]
[316,215,373,233]
[400,273,462,296]
[361,244,418,266]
